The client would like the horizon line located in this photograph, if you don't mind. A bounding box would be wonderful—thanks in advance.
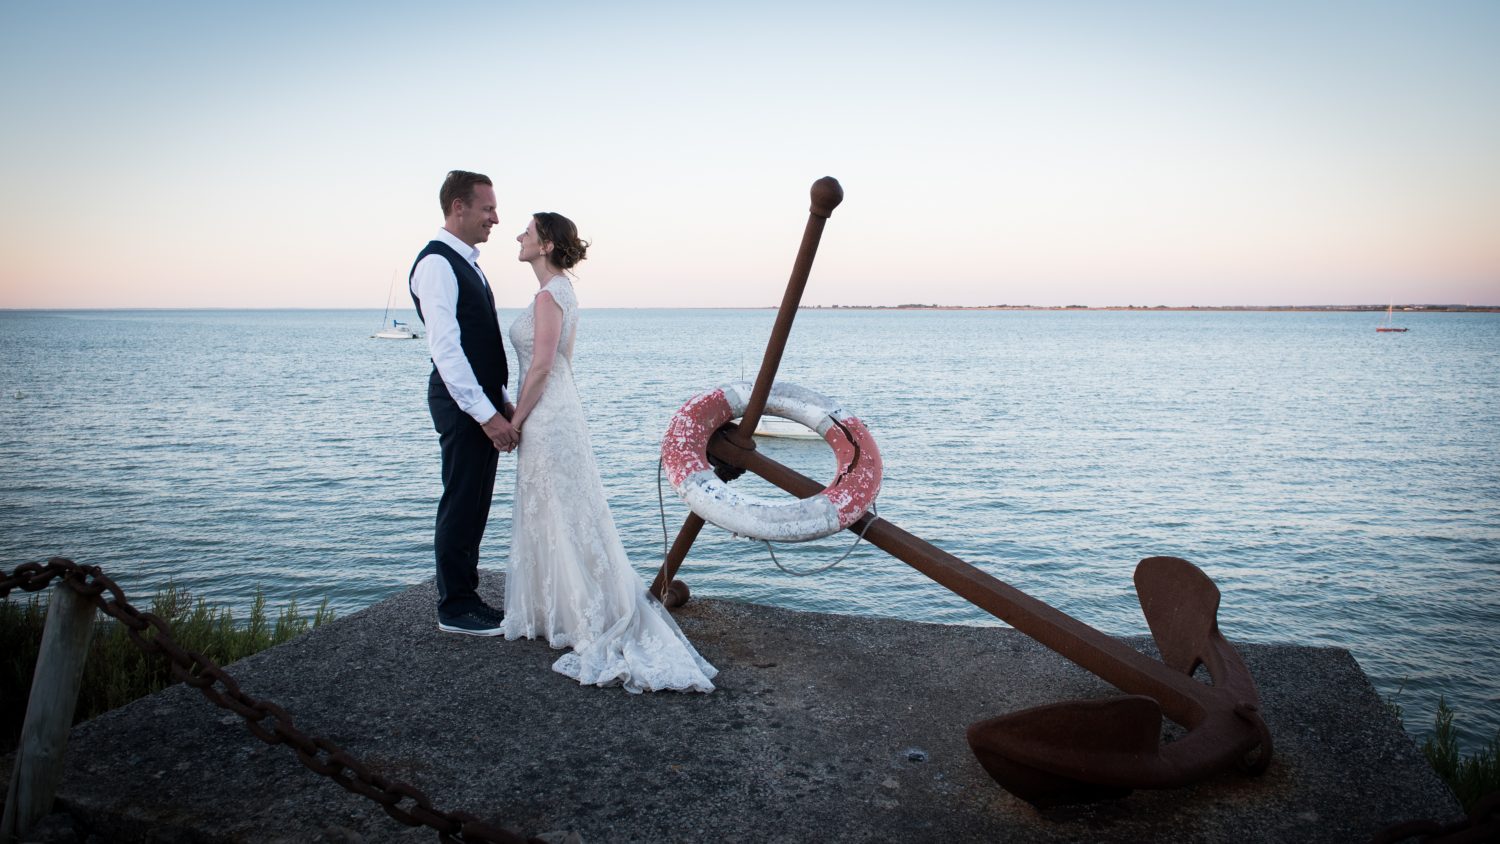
[3,304,1498,313]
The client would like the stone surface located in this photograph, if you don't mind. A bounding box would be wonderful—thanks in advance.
[30,570,1459,842]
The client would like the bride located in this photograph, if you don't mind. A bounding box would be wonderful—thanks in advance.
[501,211,717,693]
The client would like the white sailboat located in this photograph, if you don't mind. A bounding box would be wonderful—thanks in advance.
[727,355,821,439]
[372,270,423,339]
[751,416,822,439]
[373,319,421,340]
[727,415,822,439]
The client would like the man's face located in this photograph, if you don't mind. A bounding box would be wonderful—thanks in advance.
[452,184,498,246]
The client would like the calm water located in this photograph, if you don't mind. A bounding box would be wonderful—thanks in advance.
[2,307,1497,750]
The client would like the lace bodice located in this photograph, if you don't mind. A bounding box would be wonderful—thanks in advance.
[509,275,578,390]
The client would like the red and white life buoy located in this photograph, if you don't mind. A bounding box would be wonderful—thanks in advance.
[661,382,882,542]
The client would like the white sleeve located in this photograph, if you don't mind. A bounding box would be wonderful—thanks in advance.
[410,254,500,425]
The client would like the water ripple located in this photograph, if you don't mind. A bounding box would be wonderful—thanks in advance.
[2,307,1497,750]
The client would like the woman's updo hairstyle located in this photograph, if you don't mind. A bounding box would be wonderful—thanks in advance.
[534,212,589,270]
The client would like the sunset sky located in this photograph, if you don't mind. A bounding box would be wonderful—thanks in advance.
[1,1,1496,309]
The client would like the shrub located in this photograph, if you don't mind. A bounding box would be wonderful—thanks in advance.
[1,584,333,753]
[1420,697,1500,812]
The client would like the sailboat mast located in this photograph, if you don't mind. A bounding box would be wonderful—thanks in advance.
[380,269,397,328]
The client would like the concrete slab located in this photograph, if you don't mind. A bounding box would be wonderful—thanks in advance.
[35,571,1458,842]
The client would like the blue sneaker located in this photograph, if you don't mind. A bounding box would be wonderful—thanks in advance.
[474,603,506,625]
[438,610,504,636]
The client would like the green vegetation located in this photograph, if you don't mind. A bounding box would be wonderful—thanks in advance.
[1387,691,1500,812]
[1,584,333,753]
[1419,698,1500,812]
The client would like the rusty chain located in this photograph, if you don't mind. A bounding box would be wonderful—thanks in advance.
[1371,790,1500,843]
[3,557,542,844]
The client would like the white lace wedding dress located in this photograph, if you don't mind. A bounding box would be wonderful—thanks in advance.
[502,275,717,693]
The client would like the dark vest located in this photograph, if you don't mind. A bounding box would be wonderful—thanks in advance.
[410,240,509,411]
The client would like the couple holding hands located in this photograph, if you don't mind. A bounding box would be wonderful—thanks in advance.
[410,170,716,694]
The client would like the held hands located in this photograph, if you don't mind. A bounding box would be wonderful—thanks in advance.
[482,412,519,453]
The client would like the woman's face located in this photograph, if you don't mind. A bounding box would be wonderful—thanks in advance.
[516,218,547,263]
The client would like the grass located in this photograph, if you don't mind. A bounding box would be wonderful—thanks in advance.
[1419,698,1500,812]
[1,583,333,754]
[1387,691,1500,813]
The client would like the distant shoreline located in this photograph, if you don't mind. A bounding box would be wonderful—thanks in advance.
[3,304,1497,313]
[787,304,1500,313]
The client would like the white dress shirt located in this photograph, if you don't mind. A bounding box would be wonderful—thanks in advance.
[410,228,508,425]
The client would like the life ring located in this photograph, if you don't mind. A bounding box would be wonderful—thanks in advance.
[661,382,881,542]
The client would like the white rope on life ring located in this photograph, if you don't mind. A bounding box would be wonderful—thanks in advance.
[660,382,882,543]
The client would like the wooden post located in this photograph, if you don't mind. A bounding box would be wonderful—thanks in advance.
[1,582,95,843]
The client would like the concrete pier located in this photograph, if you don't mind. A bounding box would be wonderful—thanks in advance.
[13,570,1459,841]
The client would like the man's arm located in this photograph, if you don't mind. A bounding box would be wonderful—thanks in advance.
[411,257,516,450]
[411,255,500,426]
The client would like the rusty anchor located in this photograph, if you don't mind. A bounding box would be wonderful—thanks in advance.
[650,177,1273,806]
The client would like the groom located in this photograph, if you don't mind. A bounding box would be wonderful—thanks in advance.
[409,170,517,636]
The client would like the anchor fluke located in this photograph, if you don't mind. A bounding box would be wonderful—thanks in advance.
[1135,555,1226,676]
[967,695,1162,806]
[1136,555,1265,715]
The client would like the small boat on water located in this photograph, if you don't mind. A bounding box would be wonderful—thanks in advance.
[1376,303,1409,333]
[372,319,422,340]
[750,416,821,440]
[726,361,823,439]
[372,270,423,339]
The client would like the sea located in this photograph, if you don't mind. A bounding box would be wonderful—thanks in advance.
[2,307,1497,751]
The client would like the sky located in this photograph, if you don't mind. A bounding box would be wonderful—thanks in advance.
[1,0,1497,309]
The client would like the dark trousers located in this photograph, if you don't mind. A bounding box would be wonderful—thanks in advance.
[428,370,499,619]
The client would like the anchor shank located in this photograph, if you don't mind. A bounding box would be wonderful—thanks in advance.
[732,177,844,449]
[715,439,1220,728]
[650,513,706,601]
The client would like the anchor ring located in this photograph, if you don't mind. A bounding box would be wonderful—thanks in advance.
[661,382,882,542]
